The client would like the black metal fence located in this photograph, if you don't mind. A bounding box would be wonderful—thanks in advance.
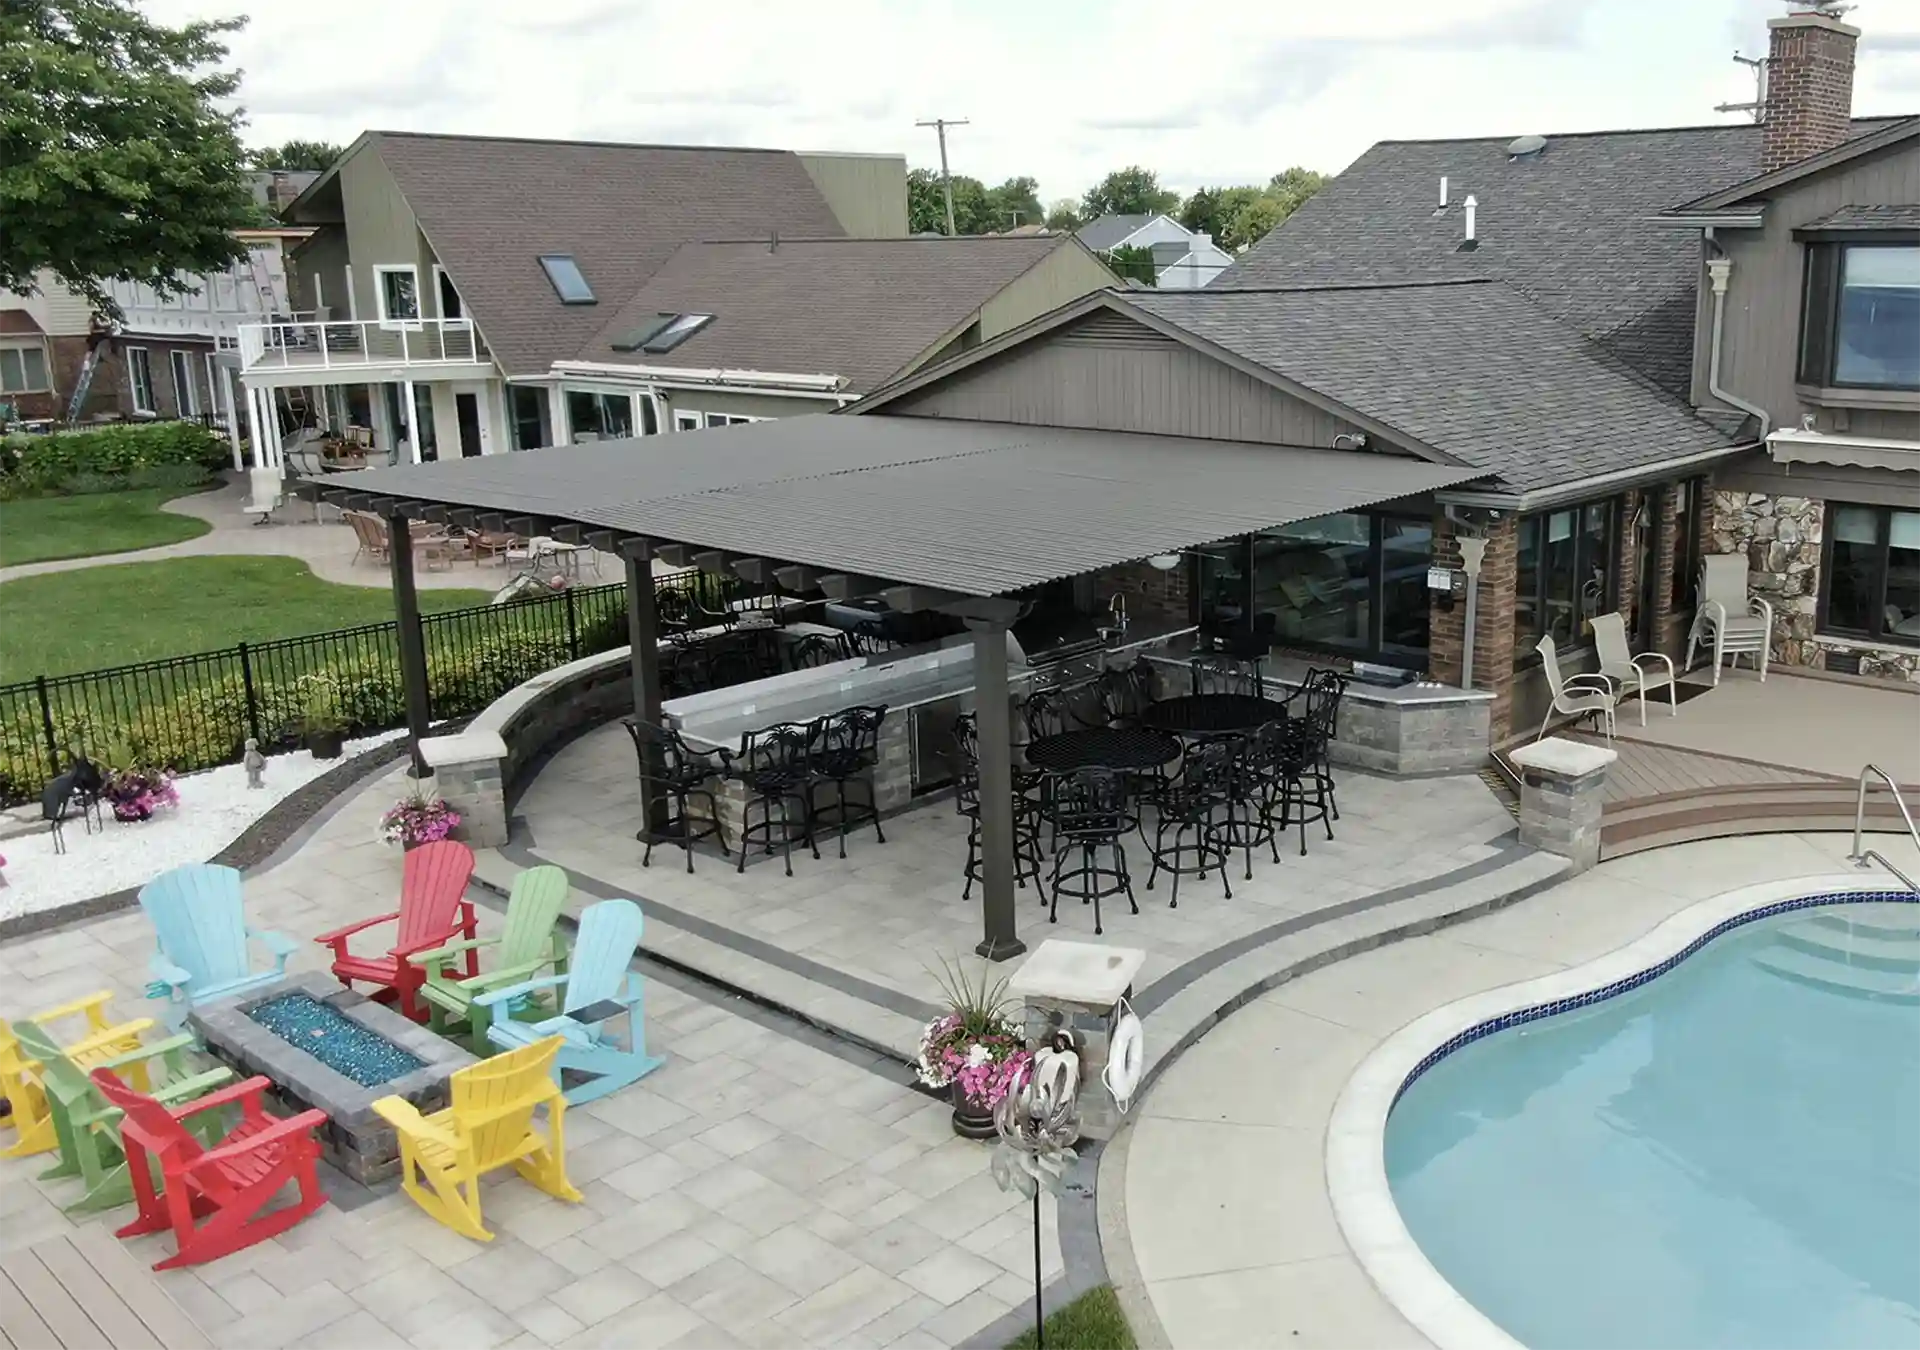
[0,569,765,807]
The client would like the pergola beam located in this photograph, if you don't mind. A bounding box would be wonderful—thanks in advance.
[818,573,892,601]
[691,550,735,577]
[654,544,693,568]
[731,558,774,585]
[774,566,820,593]
[550,523,585,545]
[445,508,477,529]
[585,530,621,554]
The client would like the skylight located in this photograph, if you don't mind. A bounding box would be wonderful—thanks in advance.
[611,315,675,352]
[538,254,595,305]
[640,312,713,353]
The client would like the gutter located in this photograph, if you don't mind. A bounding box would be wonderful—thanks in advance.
[1437,440,1761,512]
[1652,212,1765,229]
[549,359,848,395]
[1704,254,1771,440]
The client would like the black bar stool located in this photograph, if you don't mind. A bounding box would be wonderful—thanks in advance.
[623,718,730,872]
[812,705,889,859]
[1145,740,1234,907]
[729,721,820,876]
[1046,768,1138,937]
[952,716,1044,900]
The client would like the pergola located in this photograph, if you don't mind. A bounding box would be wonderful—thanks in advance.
[305,414,1479,959]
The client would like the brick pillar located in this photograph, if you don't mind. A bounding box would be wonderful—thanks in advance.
[1430,511,1520,742]
[1008,940,1147,1143]
[418,731,509,848]
[1762,12,1859,174]
[1615,489,1641,634]
[1649,481,1680,655]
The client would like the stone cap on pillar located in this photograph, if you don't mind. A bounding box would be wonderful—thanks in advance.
[419,729,508,769]
[1509,736,1616,782]
[1008,939,1147,1008]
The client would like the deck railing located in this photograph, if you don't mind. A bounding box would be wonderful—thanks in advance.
[237,317,487,373]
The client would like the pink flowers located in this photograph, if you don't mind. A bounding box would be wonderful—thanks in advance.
[380,792,461,847]
[916,1011,1033,1109]
[105,768,179,822]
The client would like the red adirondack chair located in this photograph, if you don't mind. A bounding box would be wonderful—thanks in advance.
[315,839,478,1022]
[90,1069,328,1271]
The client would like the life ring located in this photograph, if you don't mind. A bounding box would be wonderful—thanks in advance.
[1104,1008,1144,1113]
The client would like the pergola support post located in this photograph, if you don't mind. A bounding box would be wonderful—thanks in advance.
[623,541,669,838]
[388,513,432,776]
[966,616,1026,962]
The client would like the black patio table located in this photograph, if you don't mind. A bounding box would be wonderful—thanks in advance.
[1025,727,1181,774]
[1143,693,1288,740]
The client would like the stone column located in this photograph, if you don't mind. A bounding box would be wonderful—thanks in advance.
[1008,940,1147,1142]
[1509,736,1615,872]
[419,730,508,848]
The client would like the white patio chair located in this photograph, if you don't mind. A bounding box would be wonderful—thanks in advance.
[241,465,283,525]
[1535,634,1616,742]
[1685,555,1772,684]
[1592,612,1676,726]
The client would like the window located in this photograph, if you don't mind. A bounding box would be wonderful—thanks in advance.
[704,412,753,429]
[1670,478,1703,609]
[169,350,198,416]
[674,410,701,432]
[1195,512,1433,662]
[1799,243,1919,390]
[538,254,595,305]
[375,266,420,325]
[1515,497,1618,657]
[1822,504,1920,647]
[509,386,549,450]
[126,347,156,414]
[609,313,711,353]
[565,389,633,441]
[435,267,462,320]
[0,341,49,394]
[412,383,437,459]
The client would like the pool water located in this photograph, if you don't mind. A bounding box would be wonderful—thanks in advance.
[1386,900,1920,1350]
[248,992,424,1087]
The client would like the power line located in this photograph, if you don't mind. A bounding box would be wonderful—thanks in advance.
[915,117,970,236]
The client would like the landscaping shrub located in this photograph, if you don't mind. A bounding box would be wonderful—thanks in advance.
[0,422,228,496]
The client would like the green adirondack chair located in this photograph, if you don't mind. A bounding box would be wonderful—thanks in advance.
[410,864,572,1051]
[13,1018,234,1214]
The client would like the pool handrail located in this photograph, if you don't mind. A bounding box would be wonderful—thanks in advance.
[1849,763,1920,894]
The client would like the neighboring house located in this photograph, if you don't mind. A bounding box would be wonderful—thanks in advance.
[849,6,1916,741]
[0,228,306,432]
[256,130,915,463]
[1075,214,1233,289]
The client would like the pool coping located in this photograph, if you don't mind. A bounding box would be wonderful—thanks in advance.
[1326,870,1918,1350]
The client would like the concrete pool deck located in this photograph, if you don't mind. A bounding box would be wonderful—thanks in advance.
[1105,829,1920,1350]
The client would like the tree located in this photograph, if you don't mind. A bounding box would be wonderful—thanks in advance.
[906,167,991,235]
[984,176,1043,231]
[1044,198,1082,232]
[1179,185,1262,245]
[1107,244,1158,286]
[252,139,343,172]
[1081,166,1179,221]
[1,0,257,317]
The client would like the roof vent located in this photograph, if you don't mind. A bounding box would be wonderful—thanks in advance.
[1506,134,1547,159]
[1457,195,1479,252]
[1432,175,1449,217]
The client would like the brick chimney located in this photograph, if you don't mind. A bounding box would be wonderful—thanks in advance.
[1762,8,1860,173]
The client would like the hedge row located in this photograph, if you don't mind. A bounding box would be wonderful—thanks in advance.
[0,422,230,496]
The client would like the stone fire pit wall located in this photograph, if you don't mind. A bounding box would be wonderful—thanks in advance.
[187,971,477,1185]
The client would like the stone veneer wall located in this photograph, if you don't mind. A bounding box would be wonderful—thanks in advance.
[1709,489,1920,684]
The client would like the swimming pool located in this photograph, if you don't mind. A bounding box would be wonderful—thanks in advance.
[1382,890,1919,1350]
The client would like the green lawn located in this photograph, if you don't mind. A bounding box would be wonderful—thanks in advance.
[0,486,216,567]
[1005,1286,1136,1350]
[0,556,490,681]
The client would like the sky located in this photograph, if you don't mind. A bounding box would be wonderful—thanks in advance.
[154,0,1920,205]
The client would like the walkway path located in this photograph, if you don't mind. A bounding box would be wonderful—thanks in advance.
[1110,829,1920,1349]
[0,756,1066,1350]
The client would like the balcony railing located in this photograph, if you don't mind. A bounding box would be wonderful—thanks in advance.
[238,317,488,374]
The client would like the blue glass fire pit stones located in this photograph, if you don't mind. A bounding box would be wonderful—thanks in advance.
[248,992,425,1087]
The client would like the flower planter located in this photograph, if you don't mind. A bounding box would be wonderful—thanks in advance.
[951,1082,998,1140]
[306,729,345,760]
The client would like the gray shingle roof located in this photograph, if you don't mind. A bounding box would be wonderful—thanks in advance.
[1075,214,1154,251]
[331,414,1480,597]
[577,236,1069,392]
[1796,203,1920,232]
[1127,281,1737,493]
[1213,119,1908,398]
[371,132,848,377]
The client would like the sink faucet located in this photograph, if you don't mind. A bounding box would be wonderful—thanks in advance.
[1108,593,1128,639]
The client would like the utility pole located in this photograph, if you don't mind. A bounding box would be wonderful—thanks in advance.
[916,117,970,235]
[1715,52,1767,123]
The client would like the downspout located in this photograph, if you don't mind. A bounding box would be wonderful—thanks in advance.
[1704,249,1771,438]
[1443,506,1487,692]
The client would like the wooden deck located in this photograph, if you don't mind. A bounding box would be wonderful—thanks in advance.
[0,1229,209,1350]
[1568,732,1832,806]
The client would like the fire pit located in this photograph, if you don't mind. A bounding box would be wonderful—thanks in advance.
[189,972,476,1184]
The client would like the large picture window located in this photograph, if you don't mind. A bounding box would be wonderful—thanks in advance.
[0,341,49,394]
[1799,243,1919,391]
[1194,512,1432,662]
[564,389,633,442]
[1821,504,1920,647]
[126,347,155,415]
[375,265,421,326]
[1515,497,1618,658]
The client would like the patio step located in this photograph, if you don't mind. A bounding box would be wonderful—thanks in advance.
[1751,944,1920,1004]
[1776,915,1920,973]
[468,847,926,1064]
[1599,782,1913,859]
[1808,902,1920,941]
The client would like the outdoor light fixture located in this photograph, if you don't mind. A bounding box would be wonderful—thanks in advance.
[1147,554,1182,571]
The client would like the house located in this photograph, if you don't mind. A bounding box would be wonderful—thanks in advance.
[0,229,306,433]
[837,6,1915,742]
[1074,214,1234,288]
[253,130,1111,463]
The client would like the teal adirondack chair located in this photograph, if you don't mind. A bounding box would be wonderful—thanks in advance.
[13,1018,234,1213]
[477,899,662,1105]
[410,864,573,1051]
[138,864,299,1029]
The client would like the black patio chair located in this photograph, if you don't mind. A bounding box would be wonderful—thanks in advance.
[1215,723,1284,879]
[1098,658,1159,728]
[1020,688,1070,740]
[1144,739,1234,907]
[1190,654,1263,697]
[1060,680,1112,730]
[952,715,1044,900]
[787,632,851,670]
[623,718,730,873]
[728,721,820,876]
[812,705,889,859]
[1266,719,1336,857]
[1046,768,1138,938]
[1289,668,1348,823]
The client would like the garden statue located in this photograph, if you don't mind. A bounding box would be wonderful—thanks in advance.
[243,739,266,790]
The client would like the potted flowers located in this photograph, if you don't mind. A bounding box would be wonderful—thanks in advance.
[104,765,179,822]
[380,789,461,850]
[299,683,347,760]
[916,959,1033,1139]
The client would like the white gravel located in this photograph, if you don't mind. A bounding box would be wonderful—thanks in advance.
[0,732,405,924]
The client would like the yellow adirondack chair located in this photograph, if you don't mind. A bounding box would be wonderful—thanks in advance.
[2,993,156,1158]
[371,1037,580,1241]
